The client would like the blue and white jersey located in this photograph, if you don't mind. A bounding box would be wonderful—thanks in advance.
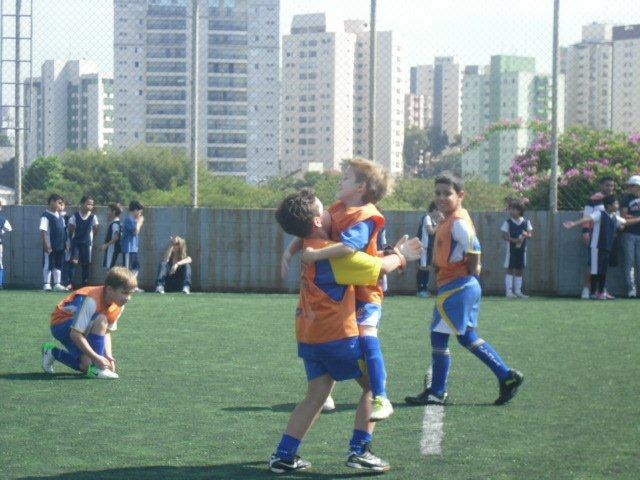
[69,211,98,244]
[40,210,66,251]
[500,217,533,254]
[588,210,625,250]
[120,215,139,254]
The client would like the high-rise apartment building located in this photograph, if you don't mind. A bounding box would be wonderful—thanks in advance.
[24,60,114,165]
[113,0,279,183]
[408,65,433,130]
[347,21,405,175]
[461,55,563,184]
[564,23,613,130]
[433,56,461,143]
[280,13,355,175]
[612,24,640,133]
[281,14,405,176]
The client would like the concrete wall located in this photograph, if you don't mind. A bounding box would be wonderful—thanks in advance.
[0,206,627,296]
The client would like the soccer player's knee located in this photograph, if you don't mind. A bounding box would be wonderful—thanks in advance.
[457,329,483,350]
[430,331,449,349]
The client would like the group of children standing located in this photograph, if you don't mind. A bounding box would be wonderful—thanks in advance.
[38,193,144,292]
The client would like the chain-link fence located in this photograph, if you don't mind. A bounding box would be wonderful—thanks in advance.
[0,0,639,211]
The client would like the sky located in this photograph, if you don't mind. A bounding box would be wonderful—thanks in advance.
[22,0,640,77]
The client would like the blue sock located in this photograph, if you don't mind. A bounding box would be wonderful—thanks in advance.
[360,336,387,398]
[458,329,510,380]
[87,334,105,357]
[0,268,4,286]
[349,429,372,455]
[276,434,301,461]
[52,347,81,371]
[430,331,451,395]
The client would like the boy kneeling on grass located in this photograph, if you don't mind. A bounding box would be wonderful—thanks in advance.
[41,266,138,379]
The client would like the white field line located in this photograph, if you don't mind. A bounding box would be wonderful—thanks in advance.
[419,365,445,456]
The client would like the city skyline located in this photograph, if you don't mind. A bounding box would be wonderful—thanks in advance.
[27,0,640,78]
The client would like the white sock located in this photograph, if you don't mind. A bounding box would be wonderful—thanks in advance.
[53,269,61,285]
[505,274,513,294]
[514,276,523,294]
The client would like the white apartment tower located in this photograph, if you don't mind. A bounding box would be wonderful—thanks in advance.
[612,24,640,133]
[406,65,433,130]
[280,14,355,175]
[346,20,406,175]
[24,60,114,165]
[433,56,461,143]
[461,56,563,184]
[113,0,279,183]
[564,23,613,130]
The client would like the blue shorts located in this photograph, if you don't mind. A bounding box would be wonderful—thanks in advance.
[298,337,365,381]
[431,276,481,336]
[51,319,83,359]
[71,241,92,264]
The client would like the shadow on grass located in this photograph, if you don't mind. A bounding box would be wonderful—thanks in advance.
[18,461,383,479]
[0,372,83,381]
[223,403,359,414]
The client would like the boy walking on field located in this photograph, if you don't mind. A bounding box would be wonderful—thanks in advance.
[270,188,421,474]
[41,266,138,379]
[405,174,524,406]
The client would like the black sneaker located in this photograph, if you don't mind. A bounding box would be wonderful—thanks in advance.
[494,369,524,405]
[405,387,447,406]
[346,445,390,472]
[268,454,311,474]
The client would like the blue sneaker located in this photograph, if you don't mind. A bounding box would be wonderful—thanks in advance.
[417,291,429,298]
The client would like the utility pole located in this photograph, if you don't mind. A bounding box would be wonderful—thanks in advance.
[368,0,376,162]
[190,0,199,208]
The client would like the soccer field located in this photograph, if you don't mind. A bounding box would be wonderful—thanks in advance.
[1,291,638,479]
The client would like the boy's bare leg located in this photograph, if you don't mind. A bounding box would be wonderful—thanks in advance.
[283,375,335,440]
[354,375,375,434]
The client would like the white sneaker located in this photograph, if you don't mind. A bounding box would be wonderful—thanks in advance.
[53,283,67,292]
[515,292,529,298]
[134,287,145,293]
[41,343,56,374]
[506,292,518,298]
[628,289,637,298]
[370,395,394,421]
[322,394,336,412]
[182,286,190,295]
[43,283,52,291]
[155,285,165,294]
[87,366,119,379]
[580,287,590,300]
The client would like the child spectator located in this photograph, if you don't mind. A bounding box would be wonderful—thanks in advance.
[40,193,67,292]
[620,175,640,297]
[293,158,395,421]
[0,199,12,289]
[67,195,99,288]
[100,203,122,270]
[564,195,640,299]
[405,173,524,407]
[155,235,192,294]
[501,199,533,298]
[269,188,419,474]
[41,266,138,379]
[120,200,144,291]
[416,201,439,297]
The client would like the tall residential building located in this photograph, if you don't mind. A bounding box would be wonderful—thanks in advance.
[24,60,114,165]
[280,13,356,175]
[564,23,613,130]
[433,56,461,142]
[409,64,434,129]
[404,93,426,130]
[347,20,406,175]
[612,24,640,133]
[461,55,564,184]
[114,0,279,183]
